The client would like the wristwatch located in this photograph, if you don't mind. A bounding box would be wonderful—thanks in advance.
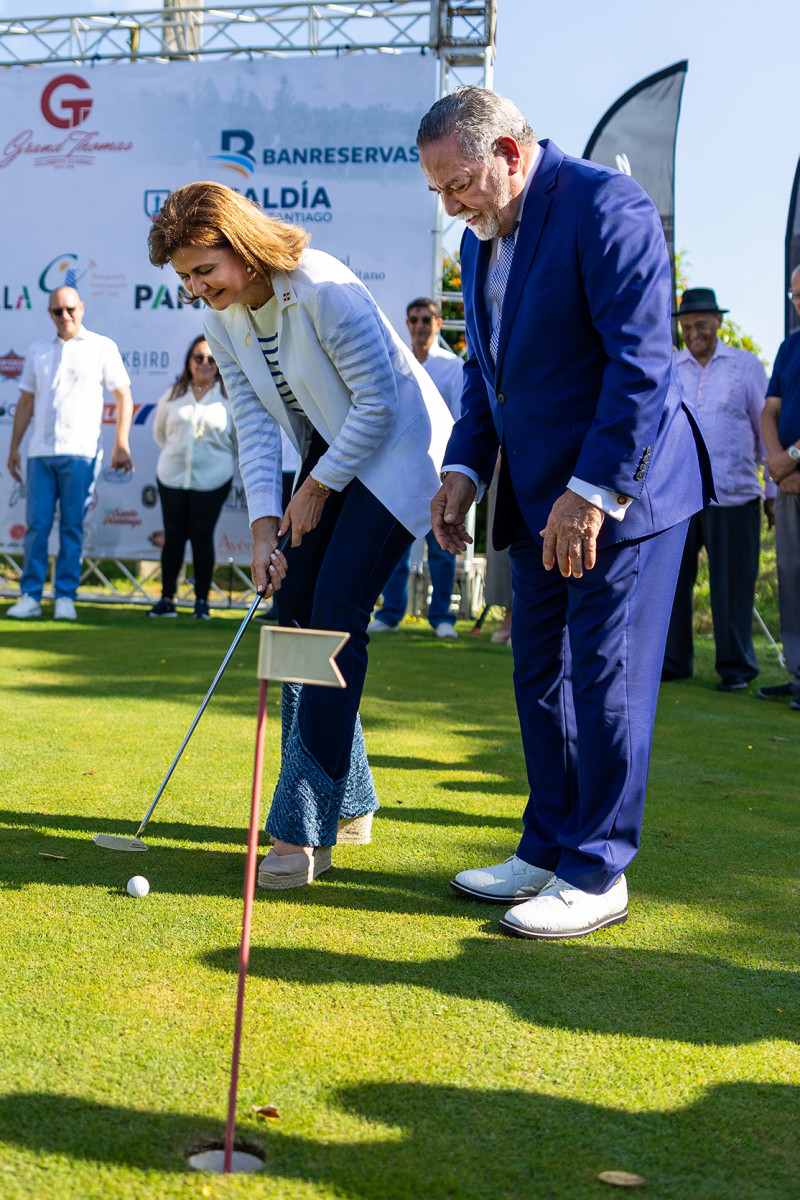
[789,445,800,461]
[309,475,331,494]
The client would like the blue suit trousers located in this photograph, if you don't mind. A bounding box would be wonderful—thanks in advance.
[509,520,688,893]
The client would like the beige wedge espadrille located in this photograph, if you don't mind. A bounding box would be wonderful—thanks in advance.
[257,845,332,890]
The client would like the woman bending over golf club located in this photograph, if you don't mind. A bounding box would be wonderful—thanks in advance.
[148,182,453,890]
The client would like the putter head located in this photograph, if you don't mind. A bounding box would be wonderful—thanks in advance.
[92,833,148,852]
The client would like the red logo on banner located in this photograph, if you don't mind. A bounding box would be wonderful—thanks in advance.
[9,524,26,541]
[0,350,24,379]
[41,75,93,130]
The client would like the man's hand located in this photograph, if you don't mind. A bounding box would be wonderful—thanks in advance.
[110,442,134,473]
[780,472,800,495]
[764,497,775,529]
[250,516,288,595]
[7,447,22,483]
[766,449,798,485]
[431,472,477,554]
[281,476,331,547]
[541,489,605,578]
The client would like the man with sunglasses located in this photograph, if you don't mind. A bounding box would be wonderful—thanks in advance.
[369,297,465,638]
[5,286,133,620]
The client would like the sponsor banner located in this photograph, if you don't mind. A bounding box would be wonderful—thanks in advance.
[0,55,437,561]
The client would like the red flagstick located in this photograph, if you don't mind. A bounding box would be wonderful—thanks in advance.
[224,677,269,1174]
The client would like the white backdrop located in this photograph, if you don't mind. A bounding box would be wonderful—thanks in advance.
[0,54,438,564]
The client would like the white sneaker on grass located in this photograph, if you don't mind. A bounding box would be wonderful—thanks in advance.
[7,594,42,619]
[435,621,458,640]
[54,598,77,620]
[367,617,399,633]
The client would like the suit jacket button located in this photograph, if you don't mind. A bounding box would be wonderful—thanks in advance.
[497,392,506,405]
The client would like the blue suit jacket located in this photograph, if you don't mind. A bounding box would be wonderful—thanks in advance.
[446,139,713,548]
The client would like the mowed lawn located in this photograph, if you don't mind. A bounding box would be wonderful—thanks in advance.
[0,604,798,1200]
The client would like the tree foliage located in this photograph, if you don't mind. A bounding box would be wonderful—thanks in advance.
[440,251,467,357]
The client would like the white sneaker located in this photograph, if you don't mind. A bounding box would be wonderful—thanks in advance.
[451,855,555,905]
[499,875,628,940]
[7,594,42,619]
[435,621,458,640]
[54,597,77,621]
[367,617,399,633]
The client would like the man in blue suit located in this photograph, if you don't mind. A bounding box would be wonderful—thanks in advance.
[417,87,712,940]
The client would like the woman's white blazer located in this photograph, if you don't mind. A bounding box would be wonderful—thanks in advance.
[203,248,454,538]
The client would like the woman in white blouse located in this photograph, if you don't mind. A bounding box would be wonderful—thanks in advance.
[149,335,236,620]
[147,182,453,891]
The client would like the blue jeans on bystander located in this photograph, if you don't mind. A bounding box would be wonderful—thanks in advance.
[21,455,98,601]
[377,530,456,628]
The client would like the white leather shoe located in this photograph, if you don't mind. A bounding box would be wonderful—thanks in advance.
[7,594,42,619]
[451,855,555,905]
[499,875,628,940]
[54,598,77,620]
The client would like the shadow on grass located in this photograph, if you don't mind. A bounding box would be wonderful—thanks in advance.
[0,607,263,706]
[0,814,467,914]
[204,937,799,1048]
[0,1082,796,1198]
[379,803,520,830]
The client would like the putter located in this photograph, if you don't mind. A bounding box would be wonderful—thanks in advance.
[93,531,291,852]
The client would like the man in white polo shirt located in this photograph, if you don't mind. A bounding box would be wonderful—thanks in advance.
[6,286,133,620]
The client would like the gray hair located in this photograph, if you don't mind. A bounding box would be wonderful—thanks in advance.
[416,86,536,163]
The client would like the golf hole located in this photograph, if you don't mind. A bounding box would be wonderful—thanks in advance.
[186,1138,265,1174]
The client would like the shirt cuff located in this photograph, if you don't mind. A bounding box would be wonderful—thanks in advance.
[568,477,633,522]
[441,463,486,501]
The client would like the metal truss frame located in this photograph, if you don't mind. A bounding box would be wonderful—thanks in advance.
[0,1,495,609]
[0,3,494,67]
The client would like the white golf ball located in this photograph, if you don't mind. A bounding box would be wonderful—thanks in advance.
[127,875,150,898]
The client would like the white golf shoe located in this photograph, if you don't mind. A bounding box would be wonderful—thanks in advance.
[499,875,629,940]
[7,594,42,619]
[450,855,555,905]
[54,598,77,620]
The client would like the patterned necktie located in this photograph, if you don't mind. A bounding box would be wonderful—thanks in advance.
[488,226,517,362]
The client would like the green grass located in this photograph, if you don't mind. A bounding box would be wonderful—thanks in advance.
[0,604,798,1200]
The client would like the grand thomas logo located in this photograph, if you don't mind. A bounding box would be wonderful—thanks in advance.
[41,75,93,129]
[0,73,133,170]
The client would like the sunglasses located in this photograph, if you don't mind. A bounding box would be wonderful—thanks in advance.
[407,315,434,325]
[50,306,78,317]
[191,354,216,364]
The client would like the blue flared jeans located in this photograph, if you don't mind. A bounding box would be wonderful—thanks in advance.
[267,437,414,846]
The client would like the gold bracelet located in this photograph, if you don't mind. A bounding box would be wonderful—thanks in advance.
[309,475,331,495]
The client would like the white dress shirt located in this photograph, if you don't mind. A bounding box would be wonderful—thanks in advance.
[19,326,130,459]
[418,341,464,419]
[153,381,237,491]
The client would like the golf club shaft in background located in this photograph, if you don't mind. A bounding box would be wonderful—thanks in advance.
[135,531,291,838]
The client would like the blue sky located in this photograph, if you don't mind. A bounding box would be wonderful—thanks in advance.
[2,0,795,362]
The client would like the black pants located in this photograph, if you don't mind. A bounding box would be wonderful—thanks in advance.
[157,478,232,601]
[663,500,761,683]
